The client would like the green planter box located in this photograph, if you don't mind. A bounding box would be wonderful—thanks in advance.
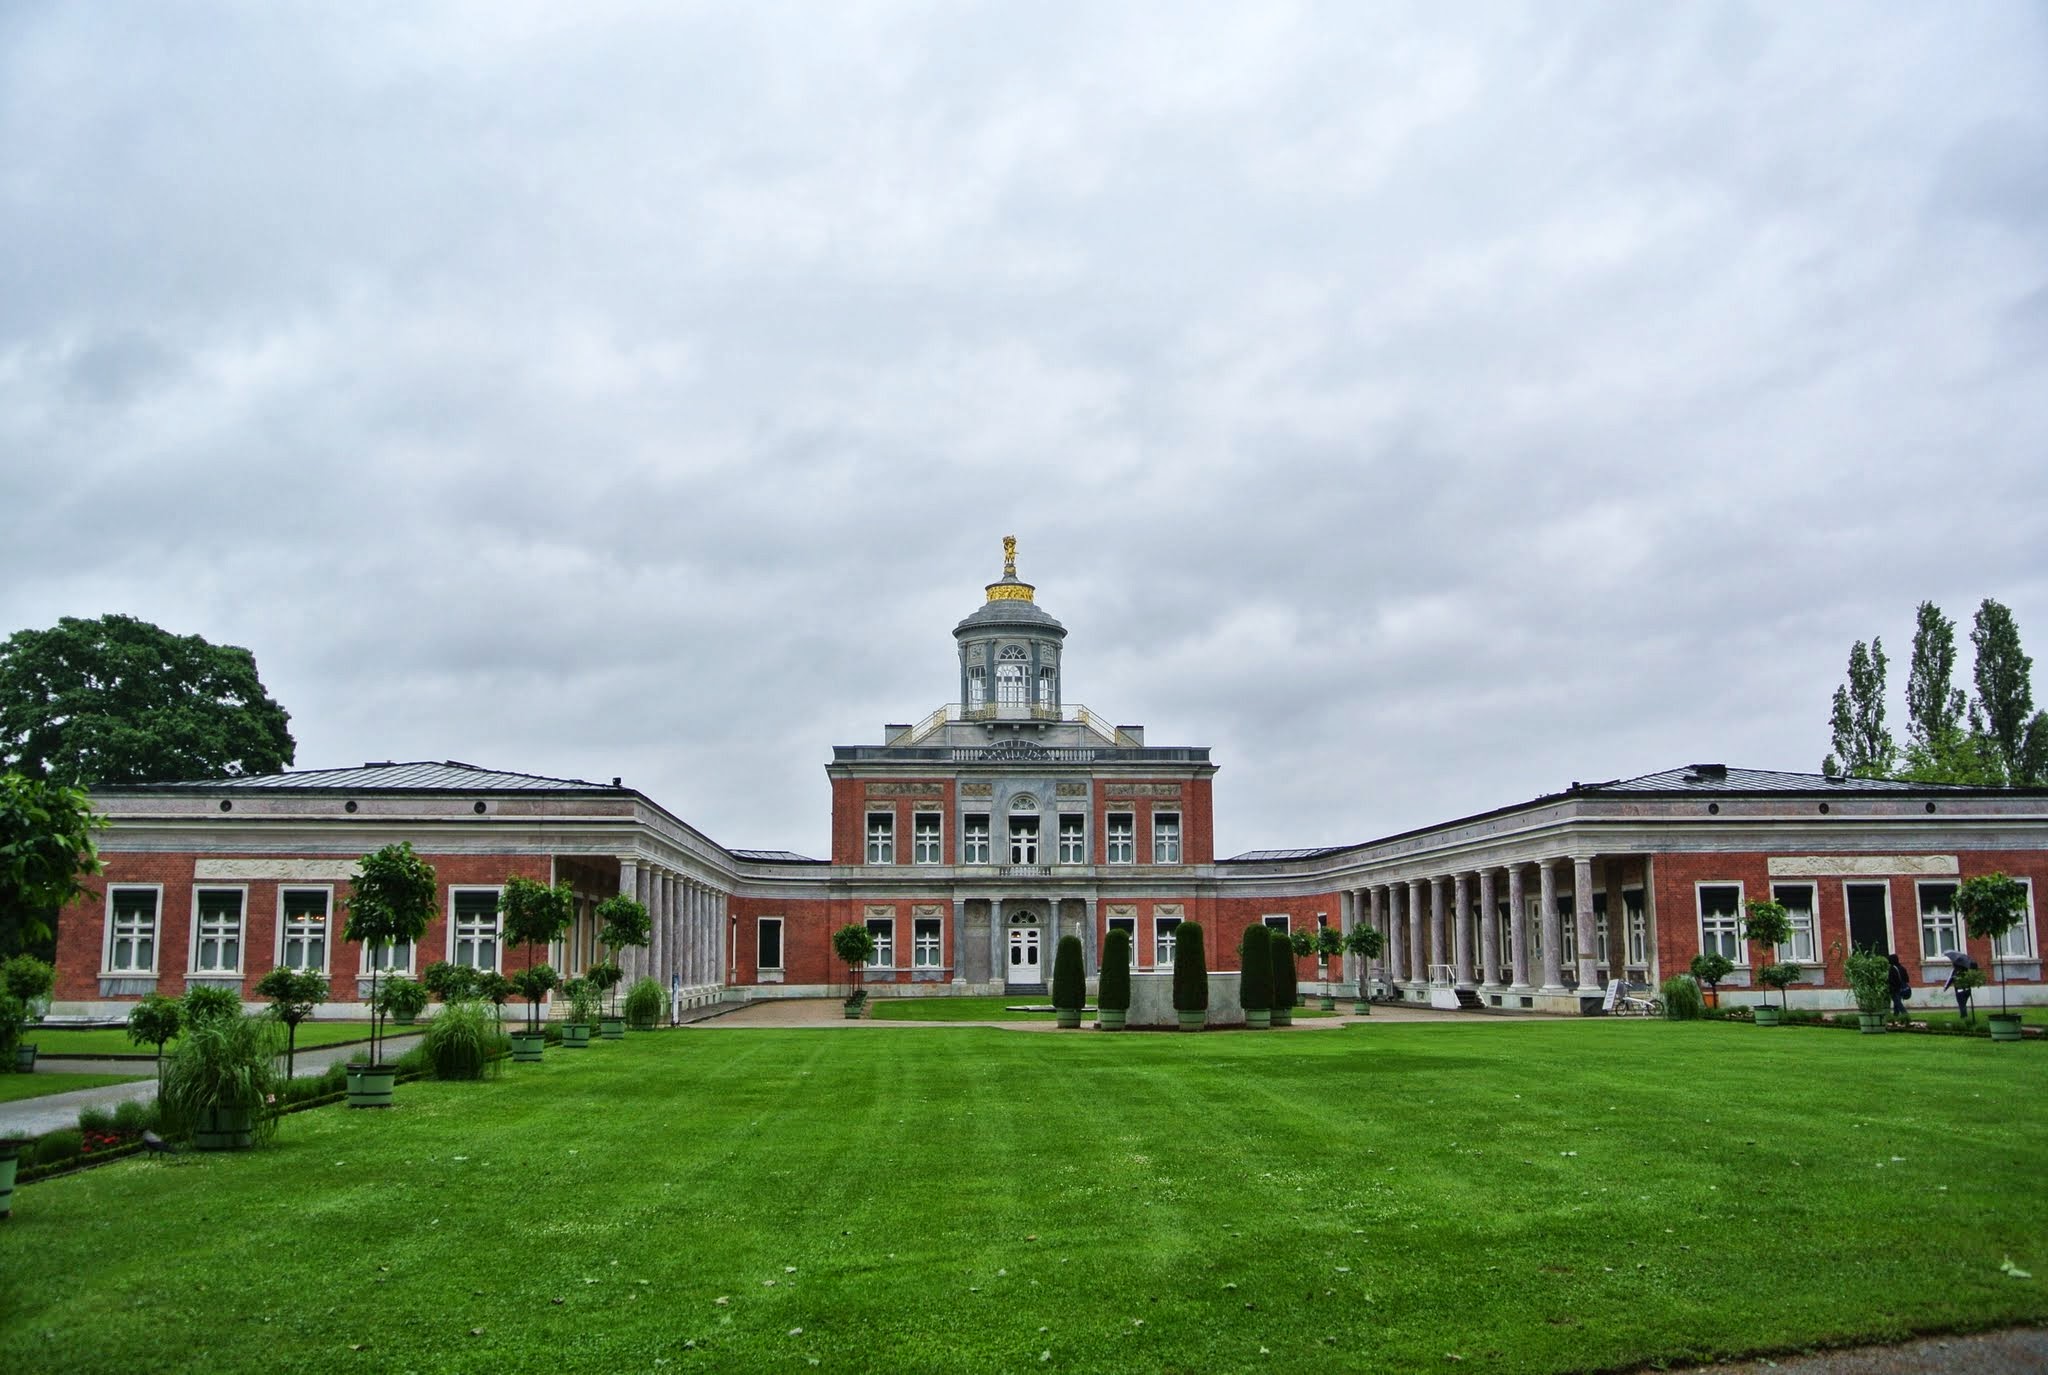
[598,1017,625,1041]
[193,1106,255,1151]
[1754,1006,1782,1027]
[1858,1013,1887,1034]
[13,1043,35,1073]
[561,1023,593,1049]
[1988,1014,2023,1043]
[1055,1009,1082,1029]
[1244,1009,1271,1030]
[508,1032,546,1063]
[1271,1009,1293,1027]
[346,1063,397,1108]
[1177,1011,1205,1032]
[1098,1008,1127,1031]
[0,1140,22,1218]
[1319,996,1337,1011]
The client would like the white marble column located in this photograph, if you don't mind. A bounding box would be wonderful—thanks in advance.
[990,898,1005,989]
[1083,897,1098,976]
[1429,877,1447,982]
[1509,863,1531,990]
[1574,855,1600,991]
[1479,869,1501,992]
[951,898,968,987]
[1539,859,1565,992]
[1367,886,1384,990]
[1452,873,1473,987]
[618,859,642,982]
[1407,878,1426,985]
[1384,884,1402,992]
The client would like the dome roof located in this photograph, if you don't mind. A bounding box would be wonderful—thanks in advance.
[952,536,1067,639]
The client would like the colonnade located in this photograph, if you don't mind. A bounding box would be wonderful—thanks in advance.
[1335,855,1645,1000]
[617,858,729,1011]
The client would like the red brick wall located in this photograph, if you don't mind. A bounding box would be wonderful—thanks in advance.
[831,779,956,866]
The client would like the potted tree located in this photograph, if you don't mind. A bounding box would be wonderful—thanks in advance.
[477,970,515,1027]
[375,975,430,1027]
[833,923,877,1018]
[1098,928,1132,1031]
[500,876,573,1062]
[1172,921,1208,1031]
[125,993,181,1092]
[422,960,481,1005]
[1844,946,1892,1035]
[161,1006,283,1151]
[1,955,54,1072]
[1743,899,1794,1026]
[593,893,647,1032]
[1239,924,1272,1030]
[1344,922,1385,1015]
[342,842,438,1107]
[586,961,625,1039]
[1051,935,1085,1028]
[253,966,330,1080]
[560,977,599,1048]
[1689,952,1735,1010]
[1271,927,1300,1026]
[1313,927,1343,1010]
[1955,872,2030,1043]
[622,976,665,1032]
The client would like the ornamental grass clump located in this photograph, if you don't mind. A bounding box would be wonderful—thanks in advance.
[623,976,665,1031]
[181,984,243,1027]
[160,1013,283,1147]
[1660,975,1705,1021]
[422,999,506,1081]
[1239,924,1272,1028]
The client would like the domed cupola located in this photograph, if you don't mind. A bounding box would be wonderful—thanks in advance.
[954,536,1067,719]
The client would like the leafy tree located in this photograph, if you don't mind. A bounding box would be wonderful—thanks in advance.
[0,614,294,785]
[500,877,573,1034]
[595,893,651,964]
[344,842,439,1067]
[1689,951,1734,1002]
[125,992,181,1089]
[832,923,877,997]
[1970,600,2036,784]
[1905,601,1968,752]
[1822,638,1893,778]
[0,771,105,957]
[1954,873,2030,1016]
[254,966,329,1080]
[0,953,54,1069]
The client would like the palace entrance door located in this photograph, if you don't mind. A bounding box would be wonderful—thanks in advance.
[1007,925,1042,987]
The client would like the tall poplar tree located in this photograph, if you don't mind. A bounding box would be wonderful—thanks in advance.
[1904,601,1966,750]
[1970,599,2047,786]
[1822,637,1893,779]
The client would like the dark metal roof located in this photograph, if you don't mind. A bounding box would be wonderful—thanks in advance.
[1222,845,1353,864]
[729,849,828,865]
[126,761,624,793]
[1585,765,1973,794]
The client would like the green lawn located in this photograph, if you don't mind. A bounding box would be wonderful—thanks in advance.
[866,996,1338,1023]
[29,1020,385,1057]
[3,1022,2044,1374]
[0,1071,148,1104]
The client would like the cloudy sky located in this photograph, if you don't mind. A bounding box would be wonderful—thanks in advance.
[3,3,2045,858]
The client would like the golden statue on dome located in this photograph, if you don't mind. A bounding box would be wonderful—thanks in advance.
[987,535,1034,602]
[1003,534,1017,578]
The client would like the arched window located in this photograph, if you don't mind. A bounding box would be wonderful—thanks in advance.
[996,645,1028,706]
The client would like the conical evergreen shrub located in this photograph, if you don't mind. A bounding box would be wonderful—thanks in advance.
[1172,922,1208,1022]
[1269,926,1298,1023]
[1099,929,1132,1013]
[1240,923,1272,1028]
[1051,935,1085,1027]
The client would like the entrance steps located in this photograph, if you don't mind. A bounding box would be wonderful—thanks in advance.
[1455,987,1487,1011]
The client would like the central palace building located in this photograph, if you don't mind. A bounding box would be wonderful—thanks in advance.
[52,543,2048,1021]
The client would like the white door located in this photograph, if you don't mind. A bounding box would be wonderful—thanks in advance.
[1008,926,1042,985]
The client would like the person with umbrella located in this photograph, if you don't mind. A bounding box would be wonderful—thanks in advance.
[1940,949,1980,1021]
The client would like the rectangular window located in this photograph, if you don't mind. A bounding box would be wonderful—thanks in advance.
[1917,882,1962,960]
[963,813,990,864]
[1009,815,1040,864]
[867,916,895,969]
[1591,893,1610,965]
[1771,883,1818,963]
[1037,667,1055,707]
[280,887,330,972]
[866,812,894,865]
[1624,891,1647,966]
[1262,914,1289,932]
[1698,884,1745,964]
[1153,812,1182,864]
[1108,914,1137,947]
[1107,812,1135,864]
[1558,895,1578,965]
[1994,879,2037,961]
[913,917,943,969]
[967,667,986,709]
[107,887,159,973]
[913,812,942,865]
[192,888,245,974]
[1154,915,1181,965]
[758,917,784,972]
[364,937,414,974]
[451,889,501,970]
[1057,814,1086,864]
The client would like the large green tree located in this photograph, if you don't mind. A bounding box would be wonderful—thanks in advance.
[0,772,105,958]
[1904,601,1967,752]
[1970,599,2047,787]
[1822,637,1893,779]
[0,614,295,785]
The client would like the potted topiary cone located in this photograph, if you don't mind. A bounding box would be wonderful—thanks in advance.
[1172,922,1208,1031]
[1344,922,1385,1015]
[1743,899,1794,1026]
[1051,935,1085,1028]
[1270,927,1299,1026]
[1239,924,1272,1030]
[500,875,573,1062]
[1098,928,1132,1031]
[342,842,438,1108]
[1314,927,1343,1010]
[1955,873,2030,1043]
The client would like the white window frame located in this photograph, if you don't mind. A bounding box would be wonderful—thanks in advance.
[1154,914,1181,965]
[1056,814,1086,865]
[105,883,163,976]
[1558,893,1578,966]
[1624,890,1647,967]
[1770,882,1819,964]
[1993,877,2037,962]
[912,812,942,865]
[1696,882,1746,966]
[276,886,332,973]
[966,666,986,709]
[867,915,896,971]
[1008,814,1040,865]
[913,916,943,969]
[757,916,785,978]
[1916,881,1963,961]
[962,813,990,865]
[1153,811,1182,864]
[1108,913,1138,951]
[448,886,503,972]
[1262,913,1290,933]
[189,885,248,977]
[866,812,895,865]
[1107,812,1135,865]
[996,646,1028,705]
[1037,666,1055,707]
